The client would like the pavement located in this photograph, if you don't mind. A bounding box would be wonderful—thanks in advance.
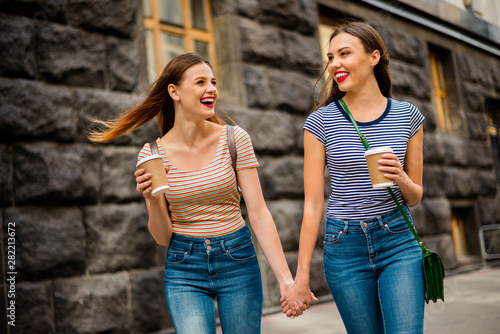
[255,266,500,334]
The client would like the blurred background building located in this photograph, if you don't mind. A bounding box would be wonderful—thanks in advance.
[1,0,499,333]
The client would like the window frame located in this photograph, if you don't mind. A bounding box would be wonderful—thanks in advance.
[452,211,467,257]
[430,49,453,132]
[143,0,216,81]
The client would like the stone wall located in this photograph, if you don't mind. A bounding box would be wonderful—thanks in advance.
[1,0,499,333]
[0,1,171,333]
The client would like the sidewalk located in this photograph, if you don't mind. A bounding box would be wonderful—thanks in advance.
[258,267,500,333]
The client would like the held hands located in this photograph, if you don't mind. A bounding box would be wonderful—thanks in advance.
[280,280,318,319]
[134,167,170,201]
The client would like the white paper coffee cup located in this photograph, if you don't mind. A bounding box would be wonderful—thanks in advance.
[136,155,170,196]
[364,146,394,188]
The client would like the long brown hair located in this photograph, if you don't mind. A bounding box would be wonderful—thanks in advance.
[314,21,392,110]
[89,53,228,142]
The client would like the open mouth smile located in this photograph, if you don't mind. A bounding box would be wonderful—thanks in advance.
[201,97,215,108]
[335,71,349,83]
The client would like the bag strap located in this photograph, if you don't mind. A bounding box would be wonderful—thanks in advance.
[150,140,159,155]
[338,98,427,254]
[226,124,242,197]
[226,125,237,171]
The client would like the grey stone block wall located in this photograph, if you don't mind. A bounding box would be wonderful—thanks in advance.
[1,0,499,333]
[0,1,166,333]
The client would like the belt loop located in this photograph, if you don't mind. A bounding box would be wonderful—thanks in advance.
[343,221,349,234]
[220,240,227,253]
[186,242,193,255]
[377,216,385,229]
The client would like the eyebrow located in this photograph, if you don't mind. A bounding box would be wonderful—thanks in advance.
[192,76,216,81]
[328,46,351,56]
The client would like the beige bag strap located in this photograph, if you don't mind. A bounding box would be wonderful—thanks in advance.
[150,140,159,155]
[226,125,236,171]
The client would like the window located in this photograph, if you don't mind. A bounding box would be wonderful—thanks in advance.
[317,10,361,101]
[451,207,481,263]
[452,210,467,257]
[318,16,343,70]
[486,99,500,183]
[429,48,453,132]
[143,0,216,82]
[318,8,360,69]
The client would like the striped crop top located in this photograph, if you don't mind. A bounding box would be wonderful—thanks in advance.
[137,125,259,237]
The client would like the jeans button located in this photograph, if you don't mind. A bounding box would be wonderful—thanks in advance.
[362,222,367,228]
[205,239,210,244]
[207,245,212,250]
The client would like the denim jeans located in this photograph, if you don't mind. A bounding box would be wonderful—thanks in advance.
[323,206,425,334]
[164,225,263,334]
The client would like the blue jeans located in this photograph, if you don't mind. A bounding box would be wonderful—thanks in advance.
[323,206,425,334]
[164,225,263,334]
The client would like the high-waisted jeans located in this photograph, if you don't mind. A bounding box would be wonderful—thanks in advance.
[164,225,263,334]
[323,205,425,334]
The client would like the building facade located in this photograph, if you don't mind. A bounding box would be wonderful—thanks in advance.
[1,0,499,333]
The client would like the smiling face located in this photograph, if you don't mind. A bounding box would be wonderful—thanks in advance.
[169,62,218,121]
[327,32,380,94]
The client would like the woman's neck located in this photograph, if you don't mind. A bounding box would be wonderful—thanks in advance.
[342,86,386,116]
[166,119,214,149]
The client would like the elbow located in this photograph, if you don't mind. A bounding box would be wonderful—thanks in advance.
[151,233,170,247]
[406,186,423,208]
[155,239,170,247]
[407,200,420,208]
[304,197,324,215]
[148,223,171,247]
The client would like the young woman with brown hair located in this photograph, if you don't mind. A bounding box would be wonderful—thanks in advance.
[281,22,426,333]
[90,53,306,333]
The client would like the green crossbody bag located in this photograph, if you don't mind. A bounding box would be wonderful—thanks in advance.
[339,98,445,303]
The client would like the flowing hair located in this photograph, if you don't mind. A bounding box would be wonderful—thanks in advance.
[89,53,230,142]
[314,21,392,110]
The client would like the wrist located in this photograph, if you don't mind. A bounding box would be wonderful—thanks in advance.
[147,196,164,206]
[277,272,294,287]
[294,273,310,286]
[147,197,160,204]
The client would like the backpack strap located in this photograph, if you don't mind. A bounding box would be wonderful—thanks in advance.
[226,125,237,171]
[150,140,159,155]
[226,125,242,196]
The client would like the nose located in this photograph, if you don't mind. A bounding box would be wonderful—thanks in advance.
[329,57,340,71]
[207,82,217,94]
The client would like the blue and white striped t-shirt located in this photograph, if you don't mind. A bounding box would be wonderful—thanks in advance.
[304,98,425,220]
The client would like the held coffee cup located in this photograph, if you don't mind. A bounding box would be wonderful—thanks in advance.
[364,146,394,188]
[136,155,170,196]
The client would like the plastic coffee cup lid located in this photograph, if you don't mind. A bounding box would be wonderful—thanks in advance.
[135,154,161,168]
[151,184,170,196]
[373,181,394,188]
[136,154,163,168]
[364,146,393,156]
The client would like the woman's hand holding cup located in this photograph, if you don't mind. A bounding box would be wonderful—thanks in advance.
[135,167,170,201]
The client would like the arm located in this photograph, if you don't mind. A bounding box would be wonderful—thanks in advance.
[282,130,325,313]
[236,167,294,298]
[135,168,173,246]
[379,126,423,207]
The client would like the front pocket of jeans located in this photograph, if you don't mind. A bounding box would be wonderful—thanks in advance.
[226,240,256,261]
[323,229,344,246]
[383,218,411,235]
[166,250,187,264]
